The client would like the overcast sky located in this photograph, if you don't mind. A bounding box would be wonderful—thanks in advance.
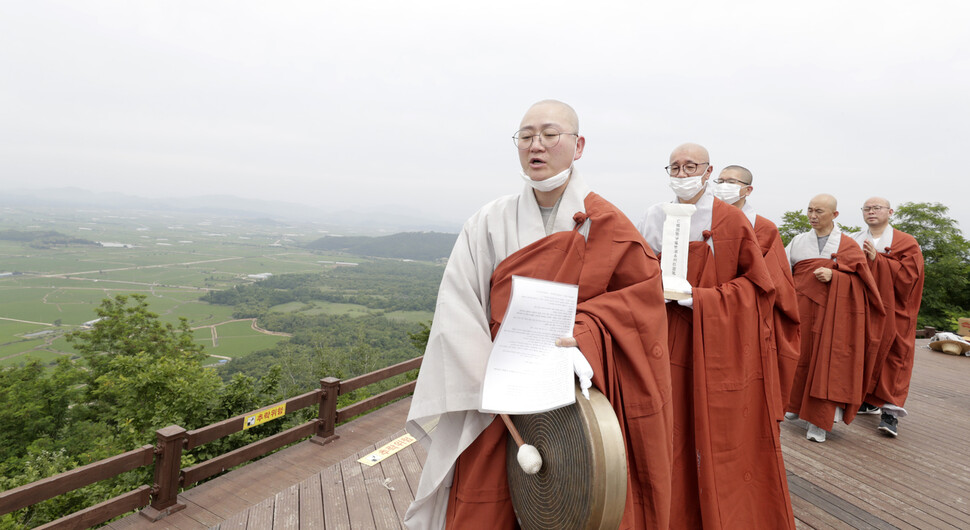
[2,1,968,232]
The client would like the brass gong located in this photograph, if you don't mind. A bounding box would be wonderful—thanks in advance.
[506,386,627,530]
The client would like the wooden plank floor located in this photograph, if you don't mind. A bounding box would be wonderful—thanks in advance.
[110,340,970,529]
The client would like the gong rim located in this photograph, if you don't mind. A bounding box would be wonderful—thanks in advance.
[506,386,627,530]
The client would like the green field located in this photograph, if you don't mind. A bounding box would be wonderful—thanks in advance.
[384,310,434,323]
[193,319,287,359]
[269,300,373,317]
[0,207,443,368]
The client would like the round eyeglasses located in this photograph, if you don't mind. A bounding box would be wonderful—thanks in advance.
[665,162,709,176]
[861,206,889,213]
[714,178,750,186]
[513,128,578,150]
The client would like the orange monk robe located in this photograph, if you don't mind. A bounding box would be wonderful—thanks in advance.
[856,228,925,409]
[751,213,801,416]
[786,231,885,431]
[449,193,674,530]
[640,196,795,530]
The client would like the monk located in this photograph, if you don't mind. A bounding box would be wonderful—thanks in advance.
[638,145,795,529]
[404,100,674,529]
[851,197,924,437]
[711,165,800,413]
[785,194,885,443]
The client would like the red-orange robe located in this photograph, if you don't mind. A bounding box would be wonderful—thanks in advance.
[787,234,885,431]
[659,200,794,529]
[447,193,674,530]
[754,215,801,416]
[862,230,925,408]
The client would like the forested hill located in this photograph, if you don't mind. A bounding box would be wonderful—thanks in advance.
[0,229,96,247]
[305,231,458,261]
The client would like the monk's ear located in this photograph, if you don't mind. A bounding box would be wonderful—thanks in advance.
[833,210,839,219]
[574,135,585,161]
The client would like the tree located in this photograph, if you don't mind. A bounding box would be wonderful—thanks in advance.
[778,210,861,246]
[892,202,970,329]
[0,359,83,463]
[65,294,223,445]
[778,210,811,246]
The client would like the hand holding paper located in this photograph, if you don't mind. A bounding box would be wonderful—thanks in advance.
[555,337,593,399]
[480,276,579,414]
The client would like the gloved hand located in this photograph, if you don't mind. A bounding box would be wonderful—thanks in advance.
[555,338,594,400]
[665,284,691,303]
[677,297,693,309]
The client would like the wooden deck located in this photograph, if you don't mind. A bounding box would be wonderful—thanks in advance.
[108,339,970,529]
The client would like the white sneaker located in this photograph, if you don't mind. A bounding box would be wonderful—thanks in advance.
[807,424,827,443]
[785,412,808,429]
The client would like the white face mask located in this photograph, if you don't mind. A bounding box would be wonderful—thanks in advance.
[669,175,706,200]
[520,140,578,192]
[711,181,744,204]
[520,166,572,192]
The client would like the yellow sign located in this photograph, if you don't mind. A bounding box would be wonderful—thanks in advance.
[243,403,286,430]
[358,433,417,466]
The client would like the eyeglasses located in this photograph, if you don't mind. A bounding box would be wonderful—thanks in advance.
[861,206,889,213]
[714,178,751,186]
[666,162,709,176]
[513,128,579,150]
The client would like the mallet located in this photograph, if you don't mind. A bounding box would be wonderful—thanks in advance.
[500,413,542,474]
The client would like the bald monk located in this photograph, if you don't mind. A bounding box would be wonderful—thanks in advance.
[712,165,800,414]
[404,100,674,529]
[785,194,885,443]
[638,145,795,529]
[851,197,924,437]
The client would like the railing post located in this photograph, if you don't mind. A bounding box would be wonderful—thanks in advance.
[140,425,187,521]
[311,377,341,446]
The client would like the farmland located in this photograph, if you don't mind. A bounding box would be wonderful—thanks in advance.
[0,204,441,367]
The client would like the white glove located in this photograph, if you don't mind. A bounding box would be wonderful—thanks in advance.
[664,284,691,303]
[567,346,593,400]
[677,297,693,309]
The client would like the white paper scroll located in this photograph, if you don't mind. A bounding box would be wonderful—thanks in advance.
[660,203,696,300]
[480,276,578,414]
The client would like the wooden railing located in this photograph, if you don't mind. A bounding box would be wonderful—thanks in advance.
[0,356,422,528]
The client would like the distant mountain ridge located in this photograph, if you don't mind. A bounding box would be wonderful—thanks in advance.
[0,229,96,247]
[306,232,458,261]
[3,187,462,234]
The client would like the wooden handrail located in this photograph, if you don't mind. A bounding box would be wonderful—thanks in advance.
[0,445,153,515]
[0,354,425,526]
[339,356,422,394]
[36,486,152,530]
[337,381,417,422]
[185,389,322,450]
[182,422,318,486]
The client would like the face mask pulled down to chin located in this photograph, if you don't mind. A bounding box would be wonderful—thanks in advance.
[520,166,572,192]
[669,175,707,200]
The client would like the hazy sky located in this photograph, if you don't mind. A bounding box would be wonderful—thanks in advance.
[2,1,968,231]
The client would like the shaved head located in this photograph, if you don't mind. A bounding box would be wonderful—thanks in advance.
[807,193,839,235]
[521,99,579,132]
[669,143,710,164]
[862,196,893,230]
[811,193,837,211]
[864,197,891,209]
[721,165,752,185]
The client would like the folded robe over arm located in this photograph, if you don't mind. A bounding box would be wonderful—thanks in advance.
[404,172,673,530]
[851,227,925,410]
[741,202,801,415]
[786,228,885,431]
[639,194,795,530]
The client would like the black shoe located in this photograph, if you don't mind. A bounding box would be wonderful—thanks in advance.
[878,413,898,437]
[858,402,881,415]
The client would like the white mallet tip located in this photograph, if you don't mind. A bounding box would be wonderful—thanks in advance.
[517,444,542,475]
